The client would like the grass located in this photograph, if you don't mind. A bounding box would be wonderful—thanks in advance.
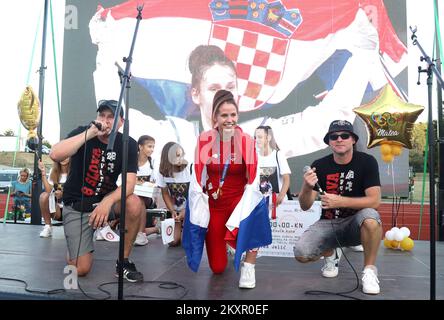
[412,172,431,203]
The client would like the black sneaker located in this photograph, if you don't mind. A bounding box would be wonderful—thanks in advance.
[115,259,144,283]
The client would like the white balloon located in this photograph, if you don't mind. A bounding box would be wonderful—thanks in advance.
[400,227,410,238]
[385,230,395,241]
[391,227,400,234]
[394,230,405,241]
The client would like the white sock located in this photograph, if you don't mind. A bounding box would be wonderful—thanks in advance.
[364,265,377,274]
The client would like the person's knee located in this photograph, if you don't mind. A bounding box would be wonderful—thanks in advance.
[39,192,49,204]
[76,264,92,277]
[126,194,143,218]
[361,218,381,232]
[209,261,226,274]
[294,255,310,263]
[293,242,317,262]
[73,258,92,277]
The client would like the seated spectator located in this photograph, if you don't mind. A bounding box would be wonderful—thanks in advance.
[134,135,157,246]
[38,158,71,237]
[156,142,190,247]
[11,168,32,218]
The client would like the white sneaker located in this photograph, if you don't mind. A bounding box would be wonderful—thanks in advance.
[239,262,256,289]
[348,245,364,252]
[321,248,341,278]
[39,225,52,238]
[134,232,149,246]
[362,267,380,294]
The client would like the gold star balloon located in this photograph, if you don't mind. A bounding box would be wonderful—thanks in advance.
[353,84,424,150]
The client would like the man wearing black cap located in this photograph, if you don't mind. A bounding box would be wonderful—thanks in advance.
[293,120,382,295]
[50,100,144,282]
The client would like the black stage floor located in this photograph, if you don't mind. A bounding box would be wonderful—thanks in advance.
[0,223,443,301]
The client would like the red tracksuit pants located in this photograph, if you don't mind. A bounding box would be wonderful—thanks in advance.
[205,197,240,274]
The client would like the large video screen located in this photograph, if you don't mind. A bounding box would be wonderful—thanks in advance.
[61,0,409,196]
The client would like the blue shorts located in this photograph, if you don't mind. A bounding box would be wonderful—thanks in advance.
[293,208,381,259]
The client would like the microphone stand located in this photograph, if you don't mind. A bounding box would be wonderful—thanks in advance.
[107,4,144,300]
[31,0,50,225]
[410,26,444,301]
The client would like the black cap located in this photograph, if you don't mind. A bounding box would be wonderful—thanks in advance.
[97,100,124,118]
[323,120,359,144]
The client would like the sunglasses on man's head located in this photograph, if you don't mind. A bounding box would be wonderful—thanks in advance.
[329,133,351,141]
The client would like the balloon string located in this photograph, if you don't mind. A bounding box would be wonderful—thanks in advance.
[390,161,397,227]
[391,161,397,200]
[390,161,402,228]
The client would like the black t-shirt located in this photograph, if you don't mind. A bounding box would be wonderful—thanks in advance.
[311,151,380,220]
[62,126,138,204]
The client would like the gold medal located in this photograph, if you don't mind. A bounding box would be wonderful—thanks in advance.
[212,188,222,200]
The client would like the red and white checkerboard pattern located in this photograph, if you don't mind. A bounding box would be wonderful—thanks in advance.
[209,24,289,111]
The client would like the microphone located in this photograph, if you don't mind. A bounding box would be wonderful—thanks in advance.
[303,165,325,195]
[90,121,102,131]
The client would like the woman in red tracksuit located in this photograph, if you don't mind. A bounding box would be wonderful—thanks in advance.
[194,89,258,289]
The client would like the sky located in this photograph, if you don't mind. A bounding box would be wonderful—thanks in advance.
[0,0,66,147]
[0,0,442,148]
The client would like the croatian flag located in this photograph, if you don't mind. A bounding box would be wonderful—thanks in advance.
[182,127,272,272]
[90,0,407,118]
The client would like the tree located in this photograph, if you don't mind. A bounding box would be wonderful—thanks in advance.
[410,122,427,154]
[42,140,52,148]
[409,121,438,173]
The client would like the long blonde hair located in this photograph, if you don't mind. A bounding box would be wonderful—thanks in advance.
[49,158,71,184]
[19,168,30,182]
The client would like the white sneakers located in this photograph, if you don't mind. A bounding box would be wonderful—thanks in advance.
[321,248,342,278]
[39,225,52,238]
[362,267,380,294]
[134,232,149,246]
[320,248,380,295]
[239,262,256,289]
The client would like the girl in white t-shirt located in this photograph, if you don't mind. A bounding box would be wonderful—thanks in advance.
[156,142,190,247]
[255,126,291,212]
[38,158,71,238]
[134,135,158,246]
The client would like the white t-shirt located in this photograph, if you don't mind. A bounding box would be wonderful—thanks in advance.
[156,164,191,211]
[47,169,67,185]
[258,150,291,197]
[137,158,156,183]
